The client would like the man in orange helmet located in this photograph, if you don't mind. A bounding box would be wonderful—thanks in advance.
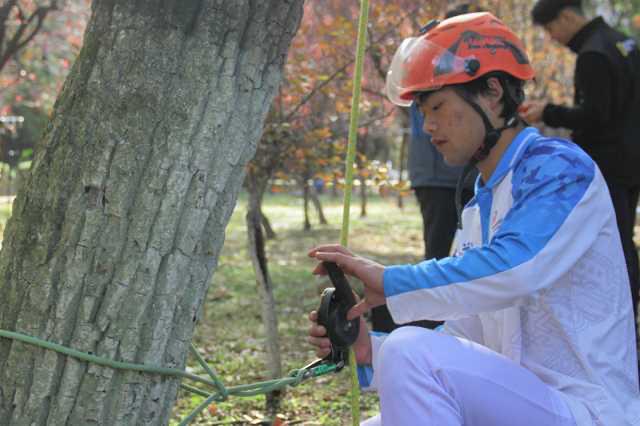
[307,12,640,426]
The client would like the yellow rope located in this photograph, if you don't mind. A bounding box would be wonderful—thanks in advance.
[340,0,370,424]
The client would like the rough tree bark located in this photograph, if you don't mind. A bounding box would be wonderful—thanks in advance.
[0,1,304,425]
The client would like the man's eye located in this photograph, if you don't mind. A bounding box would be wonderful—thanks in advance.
[432,102,443,112]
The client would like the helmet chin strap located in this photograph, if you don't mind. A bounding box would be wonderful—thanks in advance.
[453,87,520,229]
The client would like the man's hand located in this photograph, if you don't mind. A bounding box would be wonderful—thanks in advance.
[520,100,547,123]
[307,310,372,364]
[308,244,385,321]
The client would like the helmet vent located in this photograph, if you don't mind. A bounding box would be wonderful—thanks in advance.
[464,59,481,76]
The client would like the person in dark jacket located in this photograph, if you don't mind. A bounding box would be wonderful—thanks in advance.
[522,0,640,329]
[370,4,478,333]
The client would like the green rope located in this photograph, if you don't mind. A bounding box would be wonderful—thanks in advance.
[0,329,337,424]
[340,0,370,425]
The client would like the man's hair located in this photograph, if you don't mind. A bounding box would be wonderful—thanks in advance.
[458,72,526,119]
[445,3,484,19]
[416,72,525,119]
[531,0,583,25]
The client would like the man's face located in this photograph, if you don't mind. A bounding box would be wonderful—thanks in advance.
[418,87,485,167]
[543,12,574,46]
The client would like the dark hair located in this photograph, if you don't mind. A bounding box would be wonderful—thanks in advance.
[531,0,582,25]
[458,72,526,118]
[415,72,525,119]
[445,3,484,19]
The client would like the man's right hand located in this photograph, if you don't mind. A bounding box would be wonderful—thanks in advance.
[307,310,372,365]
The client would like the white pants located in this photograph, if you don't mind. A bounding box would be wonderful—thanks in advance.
[361,327,577,426]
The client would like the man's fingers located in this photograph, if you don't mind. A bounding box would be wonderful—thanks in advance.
[309,323,327,338]
[315,347,331,358]
[308,244,354,258]
[311,252,357,277]
[314,252,355,273]
[346,299,369,321]
[307,335,331,349]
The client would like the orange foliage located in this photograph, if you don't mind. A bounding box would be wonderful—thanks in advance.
[253,0,580,193]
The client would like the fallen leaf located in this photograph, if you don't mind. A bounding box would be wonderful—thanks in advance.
[207,403,217,416]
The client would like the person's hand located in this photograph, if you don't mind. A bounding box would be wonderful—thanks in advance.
[519,100,546,123]
[308,244,385,321]
[307,310,372,364]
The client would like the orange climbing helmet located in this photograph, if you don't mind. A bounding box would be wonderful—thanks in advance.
[386,12,535,106]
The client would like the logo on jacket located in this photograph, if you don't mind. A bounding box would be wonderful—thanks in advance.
[454,241,475,257]
[616,39,637,57]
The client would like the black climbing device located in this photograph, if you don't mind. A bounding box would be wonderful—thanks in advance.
[315,261,360,370]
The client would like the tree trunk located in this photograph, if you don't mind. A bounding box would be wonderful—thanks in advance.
[261,210,276,240]
[397,118,409,210]
[359,174,368,218]
[358,134,368,217]
[309,186,328,225]
[0,1,303,425]
[245,182,282,418]
[302,179,311,231]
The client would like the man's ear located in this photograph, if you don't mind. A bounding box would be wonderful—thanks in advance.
[484,77,505,113]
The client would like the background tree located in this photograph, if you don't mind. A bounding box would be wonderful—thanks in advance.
[1,1,90,193]
[243,115,299,416]
[0,0,61,73]
[0,1,304,425]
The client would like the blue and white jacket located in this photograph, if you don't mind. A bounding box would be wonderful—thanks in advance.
[360,127,640,426]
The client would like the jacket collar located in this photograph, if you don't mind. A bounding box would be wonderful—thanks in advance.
[568,17,607,53]
[476,127,540,191]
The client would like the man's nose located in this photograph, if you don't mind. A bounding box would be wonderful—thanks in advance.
[423,116,437,134]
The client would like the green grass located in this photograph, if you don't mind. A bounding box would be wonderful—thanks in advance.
[171,191,424,425]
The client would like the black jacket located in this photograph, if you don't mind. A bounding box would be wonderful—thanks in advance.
[543,17,640,184]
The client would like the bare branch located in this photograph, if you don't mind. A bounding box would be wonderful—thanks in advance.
[283,3,423,122]
[0,0,20,50]
[0,1,59,73]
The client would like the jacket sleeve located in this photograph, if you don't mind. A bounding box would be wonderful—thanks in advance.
[384,143,611,324]
[542,52,614,134]
[356,332,387,391]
